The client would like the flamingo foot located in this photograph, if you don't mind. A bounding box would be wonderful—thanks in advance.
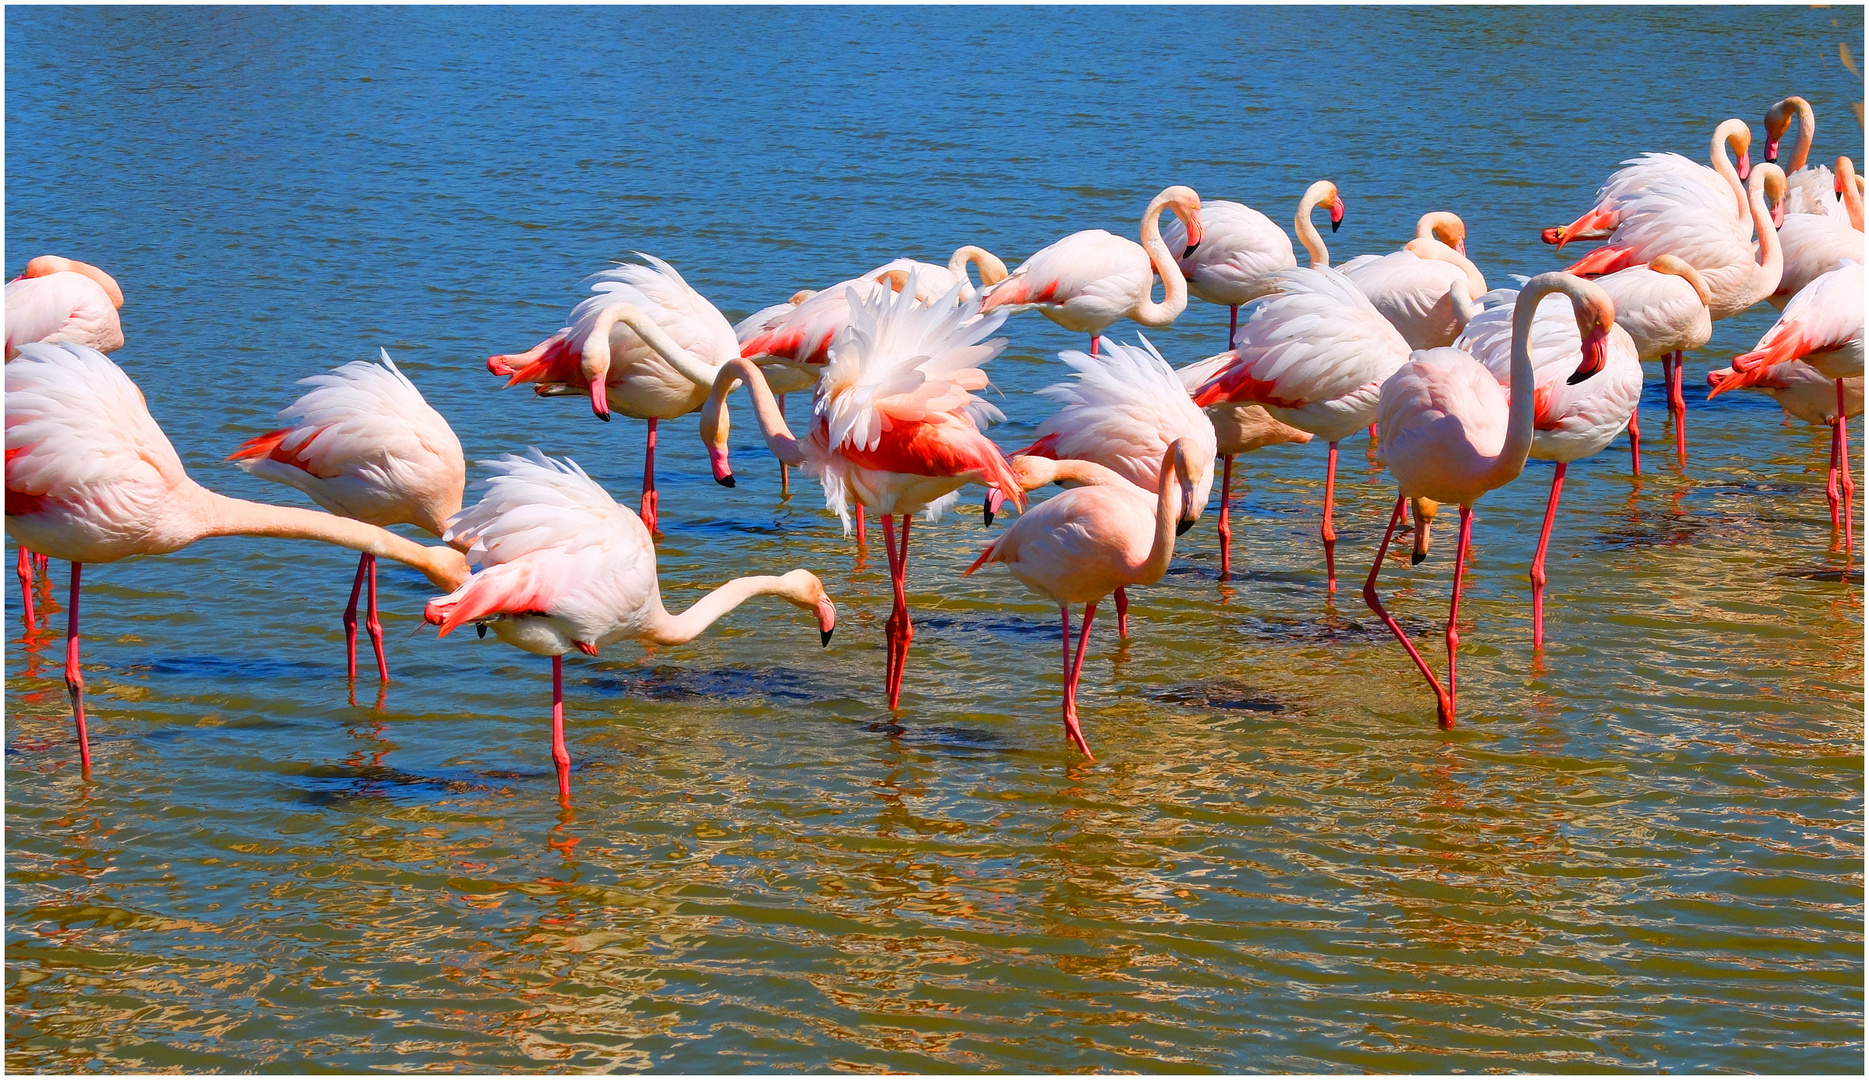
[1114,587,1130,639]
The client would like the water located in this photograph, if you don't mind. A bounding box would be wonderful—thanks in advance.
[6,5,1863,1072]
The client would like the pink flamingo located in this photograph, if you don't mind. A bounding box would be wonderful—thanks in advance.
[978,185,1205,354]
[1773,157,1863,309]
[1366,273,1613,726]
[1708,359,1863,533]
[1162,180,1344,346]
[1190,265,1413,593]
[699,278,1025,710]
[1178,351,1318,579]
[1341,212,1487,350]
[1455,279,1640,647]
[5,255,125,360]
[5,342,468,773]
[983,336,1214,634]
[963,441,1195,759]
[1590,255,1712,466]
[1711,261,1865,548]
[1542,119,1752,247]
[487,254,741,536]
[229,349,466,684]
[424,450,836,803]
[1762,96,1862,219]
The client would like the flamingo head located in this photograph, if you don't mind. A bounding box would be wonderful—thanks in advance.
[23,255,125,309]
[1417,212,1466,255]
[1762,97,1801,165]
[1159,185,1204,257]
[1565,281,1617,385]
[578,338,612,422]
[1166,438,1199,535]
[1758,162,1789,228]
[777,569,838,647]
[1409,497,1438,564]
[1328,191,1346,233]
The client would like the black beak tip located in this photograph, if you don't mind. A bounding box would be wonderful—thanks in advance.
[1330,219,1341,233]
[1181,242,1200,259]
[1765,154,1778,165]
[821,628,834,648]
[1176,519,1195,537]
[594,410,611,423]
[476,622,488,638]
[1566,368,1595,386]
[716,474,737,488]
[1411,551,1427,566]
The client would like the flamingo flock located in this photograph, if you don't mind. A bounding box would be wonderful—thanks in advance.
[7,96,1862,797]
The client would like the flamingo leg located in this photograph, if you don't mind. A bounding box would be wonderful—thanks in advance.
[36,553,48,575]
[1322,440,1340,593]
[1090,335,1099,357]
[1061,601,1098,759]
[1529,462,1568,650]
[776,393,790,496]
[1839,379,1855,551]
[1826,403,1843,532]
[881,514,914,709]
[1670,352,1689,464]
[551,653,570,804]
[18,546,36,632]
[640,417,659,536]
[342,552,368,682]
[66,561,90,772]
[1446,506,1473,720]
[856,507,867,548]
[364,553,388,683]
[1627,400,1641,477]
[1227,305,1238,348]
[1114,587,1129,638]
[1217,454,1234,582]
[1362,495,1453,727]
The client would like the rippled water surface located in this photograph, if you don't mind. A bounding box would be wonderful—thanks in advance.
[7,6,1865,1072]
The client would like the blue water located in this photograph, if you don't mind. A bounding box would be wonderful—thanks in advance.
[7,5,1864,1072]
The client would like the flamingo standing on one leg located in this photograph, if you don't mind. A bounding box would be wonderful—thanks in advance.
[964,442,1195,759]
[1366,273,1611,726]
[1711,261,1866,548]
[5,255,126,360]
[700,277,1025,710]
[423,450,837,802]
[981,336,1213,635]
[978,186,1205,354]
[1161,180,1344,347]
[4,342,469,773]
[1591,255,1714,467]
[1454,278,1640,647]
[1708,359,1864,532]
[487,254,742,537]
[1341,212,1488,350]
[229,349,466,684]
[1190,265,1413,593]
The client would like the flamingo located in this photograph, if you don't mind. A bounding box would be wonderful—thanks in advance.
[228,349,466,684]
[1190,265,1414,593]
[1175,352,1317,579]
[977,185,1205,354]
[4,256,125,361]
[1160,180,1345,346]
[983,336,1214,635]
[1366,273,1613,726]
[1341,212,1488,350]
[5,342,469,773]
[487,253,739,536]
[1591,254,1714,465]
[1774,157,1864,308]
[963,441,1195,759]
[1708,359,1864,534]
[1454,279,1641,647]
[1712,261,1865,548]
[699,277,1024,710]
[1542,119,1752,247]
[1564,162,1785,322]
[1762,96,1862,218]
[423,450,836,802]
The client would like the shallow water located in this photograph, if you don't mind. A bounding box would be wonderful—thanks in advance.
[6,5,1864,1072]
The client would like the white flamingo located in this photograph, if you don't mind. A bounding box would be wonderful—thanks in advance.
[1341,212,1488,350]
[1161,180,1344,345]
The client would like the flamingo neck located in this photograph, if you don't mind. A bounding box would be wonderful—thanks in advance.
[1131,191,1191,326]
[192,489,467,589]
[702,358,806,469]
[1711,119,1749,221]
[1294,182,1333,268]
[948,245,1009,297]
[644,573,804,645]
[1138,440,1189,583]
[586,302,723,391]
[1010,455,1133,492]
[1840,159,1864,232]
[1787,97,1815,173]
[1403,237,1486,298]
[1485,278,1583,491]
[1746,165,1785,287]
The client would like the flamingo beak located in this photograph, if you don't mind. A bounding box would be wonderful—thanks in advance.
[1736,150,1751,181]
[1455,239,1467,257]
[1771,199,1786,228]
[1568,328,1609,385]
[1764,138,1779,165]
[983,485,1007,526]
[1181,212,1205,259]
[1329,197,1345,233]
[817,597,837,647]
[476,623,488,638]
[708,444,735,487]
[588,378,611,422]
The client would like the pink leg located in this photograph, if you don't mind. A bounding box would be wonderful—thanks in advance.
[364,554,388,683]
[891,515,914,708]
[1227,305,1238,348]
[1217,455,1234,582]
[1529,463,1568,650]
[342,552,368,682]
[1446,506,1473,721]
[1322,441,1340,593]
[1061,601,1097,759]
[640,418,659,536]
[1670,352,1688,464]
[1090,335,1099,357]
[18,546,36,632]
[551,653,570,804]
[776,394,790,496]
[1838,380,1855,552]
[36,553,49,575]
[1826,407,1842,532]
[856,507,867,548]
[1114,587,1129,638]
[65,562,90,772]
[1361,496,1453,727]
[1627,401,1641,477]
[881,514,914,709]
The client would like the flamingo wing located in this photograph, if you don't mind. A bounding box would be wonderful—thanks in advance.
[1028,336,1216,500]
[1193,267,1410,410]
[6,341,184,508]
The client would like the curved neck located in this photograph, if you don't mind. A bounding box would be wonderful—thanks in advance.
[948,245,1009,291]
[1652,256,1711,307]
[646,574,796,645]
[1840,159,1864,232]
[1482,279,1580,491]
[1746,166,1784,282]
[1131,192,1191,326]
[1138,444,1186,582]
[702,357,805,468]
[1010,455,1132,491]
[1294,182,1333,268]
[586,302,720,389]
[1414,211,1462,248]
[193,490,467,589]
[1711,120,1748,220]
[1788,98,1815,172]
[1448,280,1479,333]
[1404,237,1486,297]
